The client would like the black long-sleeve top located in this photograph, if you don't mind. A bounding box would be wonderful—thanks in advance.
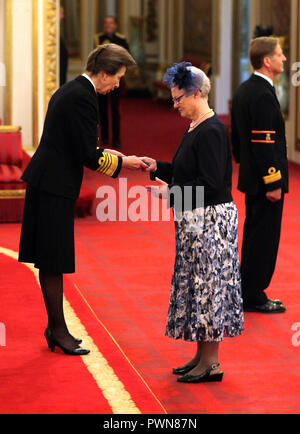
[151,115,233,210]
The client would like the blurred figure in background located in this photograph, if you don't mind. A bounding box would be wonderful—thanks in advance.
[95,16,130,149]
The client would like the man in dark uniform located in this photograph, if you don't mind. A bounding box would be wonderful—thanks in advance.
[95,16,130,148]
[231,36,289,313]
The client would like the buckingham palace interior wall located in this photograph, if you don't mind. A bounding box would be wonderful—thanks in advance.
[1,0,300,163]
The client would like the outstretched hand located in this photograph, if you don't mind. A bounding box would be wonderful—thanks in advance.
[122,156,149,171]
[140,156,157,172]
[146,177,168,199]
[104,148,126,158]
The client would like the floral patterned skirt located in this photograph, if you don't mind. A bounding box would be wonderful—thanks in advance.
[165,202,244,342]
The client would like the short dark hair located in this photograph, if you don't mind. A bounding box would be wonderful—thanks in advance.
[86,44,136,76]
[104,15,118,24]
[249,37,279,70]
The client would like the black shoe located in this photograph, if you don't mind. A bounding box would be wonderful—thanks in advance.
[173,363,197,375]
[243,299,286,313]
[45,330,89,356]
[45,327,82,345]
[269,299,284,305]
[177,363,223,383]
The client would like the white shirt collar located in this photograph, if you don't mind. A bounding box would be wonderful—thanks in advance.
[82,73,96,92]
[254,71,274,87]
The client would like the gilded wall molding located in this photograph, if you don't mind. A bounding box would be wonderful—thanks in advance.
[32,0,39,148]
[117,0,126,34]
[44,0,58,114]
[146,0,158,43]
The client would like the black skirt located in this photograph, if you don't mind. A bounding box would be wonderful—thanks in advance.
[18,186,76,273]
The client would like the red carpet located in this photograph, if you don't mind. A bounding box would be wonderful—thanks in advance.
[0,251,165,414]
[0,98,300,414]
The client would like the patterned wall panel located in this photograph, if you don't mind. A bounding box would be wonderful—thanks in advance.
[184,0,212,61]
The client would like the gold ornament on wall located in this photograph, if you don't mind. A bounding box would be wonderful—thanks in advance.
[44,0,59,114]
[146,0,158,42]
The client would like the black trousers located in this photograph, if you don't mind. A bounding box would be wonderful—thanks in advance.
[241,193,284,306]
[98,88,120,144]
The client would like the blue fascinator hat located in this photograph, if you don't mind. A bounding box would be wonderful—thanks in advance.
[163,62,204,96]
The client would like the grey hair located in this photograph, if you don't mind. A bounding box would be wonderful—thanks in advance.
[188,66,211,98]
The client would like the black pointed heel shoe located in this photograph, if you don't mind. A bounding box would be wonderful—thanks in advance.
[173,363,198,375]
[45,330,90,356]
[45,327,82,346]
[177,363,223,383]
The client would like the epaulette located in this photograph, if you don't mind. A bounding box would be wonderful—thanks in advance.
[115,32,126,39]
[94,32,106,47]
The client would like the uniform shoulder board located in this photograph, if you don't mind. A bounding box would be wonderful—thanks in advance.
[116,32,126,39]
[94,32,104,47]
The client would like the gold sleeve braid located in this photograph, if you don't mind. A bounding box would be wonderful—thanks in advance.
[97,152,119,177]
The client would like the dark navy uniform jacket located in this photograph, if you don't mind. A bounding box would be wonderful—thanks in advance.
[22,76,122,199]
[231,74,289,195]
[95,32,129,51]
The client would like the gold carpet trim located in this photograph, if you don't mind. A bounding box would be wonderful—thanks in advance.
[0,247,141,414]
[74,283,168,415]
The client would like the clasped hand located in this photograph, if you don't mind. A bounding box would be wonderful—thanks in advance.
[105,150,168,198]
[122,155,158,172]
[139,156,168,199]
[104,149,148,170]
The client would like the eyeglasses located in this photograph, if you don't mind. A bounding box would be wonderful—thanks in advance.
[172,93,185,105]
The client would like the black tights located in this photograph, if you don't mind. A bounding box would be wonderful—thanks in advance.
[39,270,78,349]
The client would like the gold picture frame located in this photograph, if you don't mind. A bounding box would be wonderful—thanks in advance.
[60,0,84,64]
[44,0,59,112]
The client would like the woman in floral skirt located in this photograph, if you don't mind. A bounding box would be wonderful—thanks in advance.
[144,62,244,383]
